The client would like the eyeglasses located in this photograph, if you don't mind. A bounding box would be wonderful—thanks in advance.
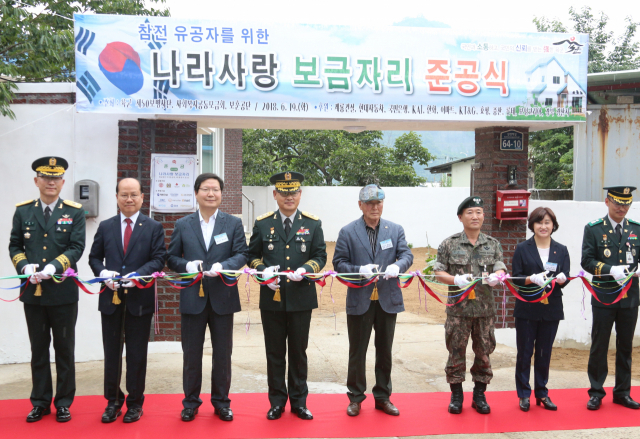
[198,187,221,194]
[39,176,63,182]
[118,194,141,200]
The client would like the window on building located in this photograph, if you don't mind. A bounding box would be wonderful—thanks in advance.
[572,97,583,110]
[545,98,553,106]
[198,128,224,178]
[553,76,560,84]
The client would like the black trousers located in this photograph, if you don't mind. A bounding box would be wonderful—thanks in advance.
[260,309,312,408]
[101,305,153,409]
[24,302,77,409]
[514,318,559,399]
[346,300,397,403]
[181,301,234,409]
[588,306,638,398]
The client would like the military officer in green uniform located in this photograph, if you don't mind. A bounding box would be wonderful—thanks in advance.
[434,196,506,415]
[8,157,86,423]
[247,172,327,421]
[582,186,640,411]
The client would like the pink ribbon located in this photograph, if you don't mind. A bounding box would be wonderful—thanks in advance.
[243,268,257,334]
[497,273,510,328]
[62,268,77,279]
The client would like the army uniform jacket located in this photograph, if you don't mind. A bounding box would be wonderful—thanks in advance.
[247,209,327,312]
[434,231,506,317]
[9,198,86,306]
[581,216,640,309]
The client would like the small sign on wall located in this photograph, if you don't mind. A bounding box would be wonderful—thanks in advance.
[500,130,524,151]
[150,154,198,213]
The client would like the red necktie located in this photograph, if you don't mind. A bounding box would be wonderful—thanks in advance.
[123,218,133,254]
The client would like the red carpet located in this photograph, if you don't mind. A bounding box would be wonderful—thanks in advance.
[3,388,640,438]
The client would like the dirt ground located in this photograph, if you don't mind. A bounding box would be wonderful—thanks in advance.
[241,243,447,322]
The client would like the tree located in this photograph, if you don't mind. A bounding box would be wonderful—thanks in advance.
[530,7,640,188]
[0,0,169,119]
[242,129,433,187]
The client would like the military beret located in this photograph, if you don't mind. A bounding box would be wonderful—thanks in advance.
[457,196,483,215]
[32,156,68,177]
[604,186,635,205]
[359,184,385,202]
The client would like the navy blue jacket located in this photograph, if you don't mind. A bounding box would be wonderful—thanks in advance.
[512,237,570,321]
[89,213,167,316]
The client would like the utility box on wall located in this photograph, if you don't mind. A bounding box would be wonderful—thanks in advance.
[496,189,530,221]
[74,179,99,218]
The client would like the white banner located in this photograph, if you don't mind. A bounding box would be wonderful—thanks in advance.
[150,154,197,213]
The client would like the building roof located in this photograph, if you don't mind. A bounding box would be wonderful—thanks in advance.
[587,69,640,105]
[425,155,475,174]
[525,56,567,75]
[532,83,547,95]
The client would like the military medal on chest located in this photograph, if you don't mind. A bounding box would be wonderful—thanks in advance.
[603,234,611,258]
[24,232,31,239]
[301,239,306,253]
[268,227,275,250]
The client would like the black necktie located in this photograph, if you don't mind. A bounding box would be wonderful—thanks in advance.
[284,218,292,237]
[616,224,622,239]
[44,206,51,224]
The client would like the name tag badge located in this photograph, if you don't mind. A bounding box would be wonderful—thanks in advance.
[214,233,229,245]
[627,252,634,264]
[482,271,489,285]
[380,239,393,250]
[544,262,558,272]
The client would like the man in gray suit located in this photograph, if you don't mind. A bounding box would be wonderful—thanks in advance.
[167,173,248,422]
[332,184,413,417]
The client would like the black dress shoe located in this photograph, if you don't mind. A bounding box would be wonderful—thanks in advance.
[181,407,198,422]
[26,406,51,423]
[101,406,122,423]
[267,406,285,420]
[587,396,602,411]
[123,407,143,423]
[613,395,640,409]
[519,397,530,412]
[56,407,71,423]
[536,397,557,411]
[214,407,233,421]
[291,406,313,420]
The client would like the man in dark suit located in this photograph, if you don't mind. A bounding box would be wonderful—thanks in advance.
[9,157,86,423]
[167,173,248,422]
[332,184,413,417]
[247,171,327,421]
[582,186,640,410]
[88,178,166,423]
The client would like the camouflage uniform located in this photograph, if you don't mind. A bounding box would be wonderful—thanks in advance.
[434,232,506,384]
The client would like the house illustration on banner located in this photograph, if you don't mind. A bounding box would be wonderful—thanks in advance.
[525,57,586,113]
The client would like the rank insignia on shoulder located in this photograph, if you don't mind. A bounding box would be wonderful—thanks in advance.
[63,200,82,209]
[629,219,640,226]
[257,211,274,221]
[589,218,604,226]
[15,199,34,207]
[301,211,319,220]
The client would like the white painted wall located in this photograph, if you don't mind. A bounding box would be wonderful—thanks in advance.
[242,186,471,248]
[0,84,138,364]
[451,160,473,187]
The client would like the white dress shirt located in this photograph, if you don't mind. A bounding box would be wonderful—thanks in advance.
[121,211,140,248]
[608,215,623,234]
[199,210,218,250]
[40,199,58,213]
[280,211,296,229]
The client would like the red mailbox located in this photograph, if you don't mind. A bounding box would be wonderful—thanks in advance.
[496,190,530,220]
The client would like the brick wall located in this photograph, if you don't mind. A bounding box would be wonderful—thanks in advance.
[474,127,529,328]
[220,129,243,215]
[11,93,75,104]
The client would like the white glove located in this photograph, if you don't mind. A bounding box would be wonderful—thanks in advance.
[610,265,630,286]
[23,264,40,284]
[359,264,379,277]
[204,262,223,277]
[454,273,473,288]
[287,267,306,282]
[263,266,280,291]
[120,272,136,288]
[100,269,120,290]
[383,264,400,280]
[530,271,549,287]
[556,272,567,284]
[635,267,640,278]
[35,264,56,281]
[486,273,500,286]
[185,260,204,274]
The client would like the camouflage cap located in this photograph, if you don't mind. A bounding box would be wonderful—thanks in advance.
[359,184,385,202]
